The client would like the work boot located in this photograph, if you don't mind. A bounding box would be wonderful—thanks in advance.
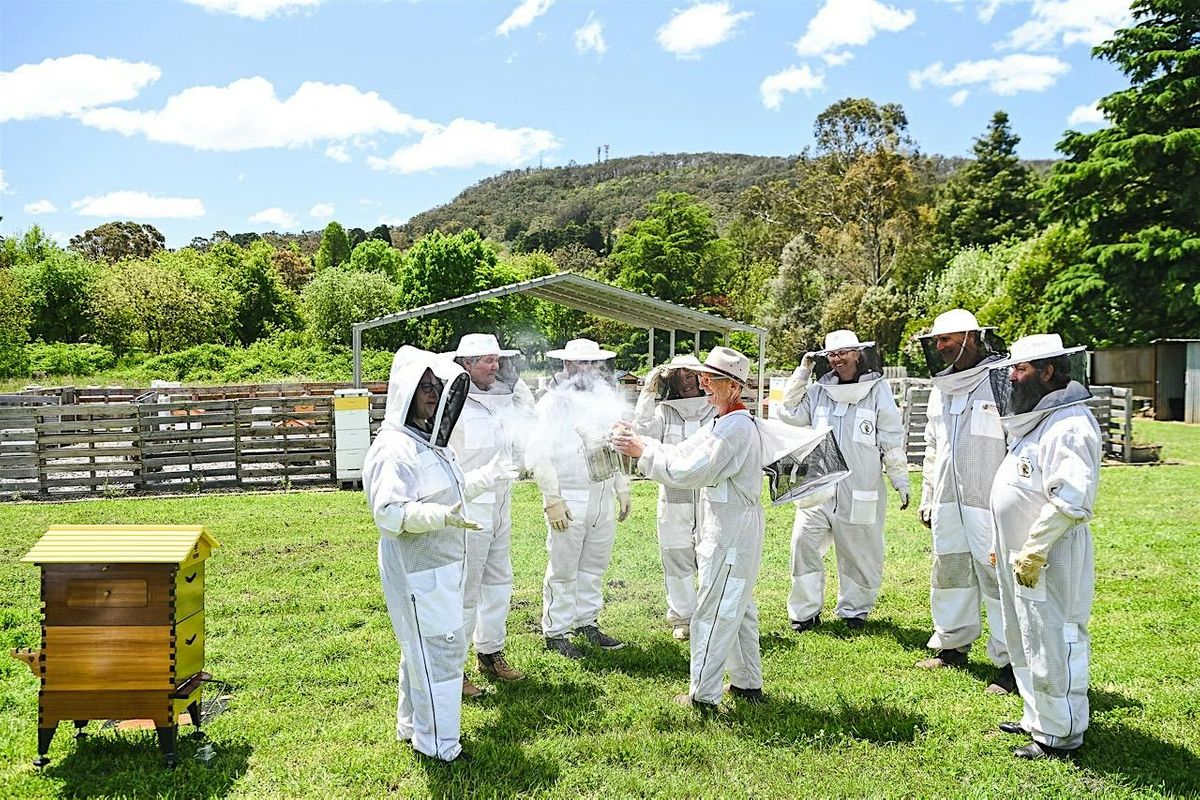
[915,648,968,669]
[672,624,690,641]
[478,651,524,682]
[727,684,766,704]
[545,636,583,660]
[790,614,820,633]
[1014,741,1075,761]
[985,664,1018,695]
[575,624,626,650]
[461,675,483,698]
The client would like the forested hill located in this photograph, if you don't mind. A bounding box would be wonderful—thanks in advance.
[401,152,798,243]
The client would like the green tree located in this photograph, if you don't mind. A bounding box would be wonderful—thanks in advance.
[69,221,166,263]
[302,267,398,347]
[1039,0,1200,345]
[348,238,403,279]
[368,224,392,244]
[936,111,1042,251]
[13,248,100,343]
[0,268,32,377]
[272,243,313,292]
[211,240,302,345]
[397,229,504,352]
[314,221,352,272]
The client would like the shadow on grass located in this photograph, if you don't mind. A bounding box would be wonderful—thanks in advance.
[1078,720,1200,795]
[575,639,689,679]
[726,693,930,747]
[419,741,560,800]
[41,729,252,798]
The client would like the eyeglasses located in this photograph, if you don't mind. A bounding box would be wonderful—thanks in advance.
[828,349,856,359]
[416,381,441,394]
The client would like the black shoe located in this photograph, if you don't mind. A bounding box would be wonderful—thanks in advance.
[728,684,766,704]
[674,693,719,714]
[575,624,626,650]
[790,614,821,633]
[998,721,1027,735]
[545,636,583,660]
[1014,741,1075,760]
[915,648,968,669]
[844,616,866,630]
[986,664,1018,695]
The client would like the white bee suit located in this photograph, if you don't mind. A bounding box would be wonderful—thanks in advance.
[921,365,1011,665]
[634,394,717,627]
[991,381,1099,750]
[526,381,629,638]
[637,410,765,705]
[364,347,498,762]
[449,379,533,656]
[777,374,907,621]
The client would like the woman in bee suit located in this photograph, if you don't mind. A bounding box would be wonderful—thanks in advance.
[633,354,717,641]
[914,309,1016,694]
[526,338,632,660]
[776,330,908,630]
[988,334,1100,760]
[364,346,518,762]
[449,333,535,694]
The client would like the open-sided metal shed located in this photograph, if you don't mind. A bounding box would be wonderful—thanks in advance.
[351,271,769,410]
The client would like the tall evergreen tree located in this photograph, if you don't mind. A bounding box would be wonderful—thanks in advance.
[935,110,1041,251]
[314,221,351,272]
[1040,0,1200,345]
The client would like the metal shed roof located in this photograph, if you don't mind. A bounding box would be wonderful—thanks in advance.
[353,271,766,335]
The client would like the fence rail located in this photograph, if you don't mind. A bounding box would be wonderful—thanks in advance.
[0,397,336,499]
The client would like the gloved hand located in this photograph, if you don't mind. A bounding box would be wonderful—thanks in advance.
[883,447,910,510]
[617,490,631,522]
[444,501,483,531]
[1013,550,1048,588]
[486,452,520,483]
[918,506,932,528]
[643,366,667,397]
[894,485,910,511]
[783,358,813,408]
[463,452,521,500]
[544,495,573,532]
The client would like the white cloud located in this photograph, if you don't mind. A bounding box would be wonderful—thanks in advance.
[182,0,321,20]
[0,169,7,192]
[949,89,970,106]
[367,118,560,174]
[49,231,71,247]
[794,0,915,59]
[71,191,205,219]
[0,54,160,123]
[309,202,335,219]
[1067,102,1106,126]
[24,199,58,215]
[496,0,555,35]
[76,77,434,151]
[999,0,1132,51]
[378,214,407,226]
[249,207,298,228]
[823,51,854,67]
[760,65,825,110]
[909,54,1069,95]
[657,2,752,59]
[325,143,351,162]
[936,0,1019,23]
[575,13,606,55]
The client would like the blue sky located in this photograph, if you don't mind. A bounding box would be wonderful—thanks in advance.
[0,0,1131,248]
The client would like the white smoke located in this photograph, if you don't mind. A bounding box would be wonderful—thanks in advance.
[522,374,632,473]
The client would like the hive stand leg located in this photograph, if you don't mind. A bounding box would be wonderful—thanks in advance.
[156,725,178,768]
[74,720,88,739]
[187,700,204,737]
[34,726,56,767]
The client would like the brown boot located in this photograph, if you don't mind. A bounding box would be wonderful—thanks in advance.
[478,651,524,682]
[462,675,483,698]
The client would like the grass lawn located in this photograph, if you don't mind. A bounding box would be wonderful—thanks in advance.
[1,420,1197,798]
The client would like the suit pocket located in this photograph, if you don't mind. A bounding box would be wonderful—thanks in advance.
[849,489,878,525]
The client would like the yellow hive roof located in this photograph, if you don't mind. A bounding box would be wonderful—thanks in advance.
[22,525,220,564]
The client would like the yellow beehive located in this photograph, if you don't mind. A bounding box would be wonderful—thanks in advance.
[13,524,219,768]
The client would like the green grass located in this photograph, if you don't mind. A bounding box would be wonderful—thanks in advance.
[1,420,1197,798]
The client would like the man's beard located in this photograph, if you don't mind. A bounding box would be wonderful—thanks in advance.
[1010,378,1050,415]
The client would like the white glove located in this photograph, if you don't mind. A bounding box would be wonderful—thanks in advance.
[464,452,520,499]
[783,358,813,408]
[883,447,910,509]
[895,486,910,511]
[617,491,631,522]
[444,501,483,530]
[918,506,932,528]
[544,495,573,532]
[401,501,481,533]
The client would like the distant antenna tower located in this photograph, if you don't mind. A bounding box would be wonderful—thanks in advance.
[604,144,609,162]
[596,146,601,164]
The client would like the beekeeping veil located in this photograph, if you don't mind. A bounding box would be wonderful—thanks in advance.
[757,418,851,505]
[916,309,1009,396]
[382,345,469,448]
[811,330,884,405]
[987,334,1091,438]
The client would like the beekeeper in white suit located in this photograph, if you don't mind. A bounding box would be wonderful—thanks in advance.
[364,346,517,762]
[914,309,1016,695]
[449,333,535,695]
[988,334,1099,760]
[633,354,717,641]
[526,338,632,660]
[613,347,767,708]
[777,330,908,631]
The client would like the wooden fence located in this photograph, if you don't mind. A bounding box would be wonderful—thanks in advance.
[0,397,336,499]
[901,382,1135,465]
